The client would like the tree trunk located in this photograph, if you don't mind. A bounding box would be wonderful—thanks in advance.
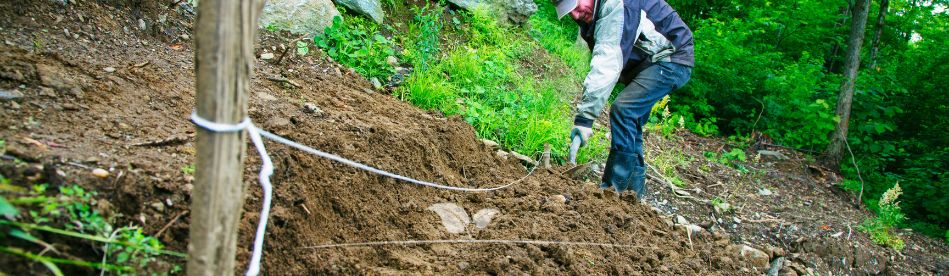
[188,0,265,275]
[868,0,889,68]
[825,0,871,169]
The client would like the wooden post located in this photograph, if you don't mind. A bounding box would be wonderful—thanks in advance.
[188,0,265,275]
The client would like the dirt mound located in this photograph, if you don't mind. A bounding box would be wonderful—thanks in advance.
[0,1,760,274]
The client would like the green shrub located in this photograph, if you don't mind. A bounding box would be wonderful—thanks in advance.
[314,16,397,80]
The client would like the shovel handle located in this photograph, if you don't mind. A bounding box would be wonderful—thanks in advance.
[568,135,582,165]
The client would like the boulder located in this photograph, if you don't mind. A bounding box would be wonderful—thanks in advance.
[260,0,341,35]
[758,150,789,160]
[500,0,537,24]
[335,0,384,23]
[447,0,482,10]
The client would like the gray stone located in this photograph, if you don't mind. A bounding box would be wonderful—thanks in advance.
[336,0,385,23]
[0,89,24,101]
[150,202,165,212]
[480,139,499,148]
[386,55,398,66]
[447,0,483,10]
[370,77,383,90]
[758,188,773,196]
[758,150,789,160]
[257,92,278,102]
[303,102,324,116]
[675,215,690,225]
[727,244,770,269]
[510,151,536,165]
[260,52,275,60]
[260,0,341,35]
[501,0,537,24]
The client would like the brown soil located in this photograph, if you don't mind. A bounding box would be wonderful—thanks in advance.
[637,132,949,275]
[0,1,945,275]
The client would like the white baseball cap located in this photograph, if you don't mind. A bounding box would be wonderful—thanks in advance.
[554,0,580,19]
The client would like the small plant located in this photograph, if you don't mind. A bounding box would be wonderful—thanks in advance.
[182,164,196,175]
[314,16,397,80]
[859,183,906,251]
[404,3,444,70]
[1,175,183,274]
[704,149,747,172]
[295,40,309,56]
[711,197,733,213]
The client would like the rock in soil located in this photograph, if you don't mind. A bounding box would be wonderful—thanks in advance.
[728,244,770,269]
[0,88,24,101]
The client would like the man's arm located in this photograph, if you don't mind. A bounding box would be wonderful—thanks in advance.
[574,0,634,128]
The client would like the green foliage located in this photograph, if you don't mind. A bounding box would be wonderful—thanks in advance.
[528,1,591,78]
[704,149,747,172]
[1,175,181,274]
[648,146,689,188]
[181,164,196,175]
[403,3,444,70]
[859,183,906,251]
[314,16,397,80]
[656,0,948,236]
[395,5,599,161]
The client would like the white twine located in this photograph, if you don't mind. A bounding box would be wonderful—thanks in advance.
[190,112,533,276]
[301,239,654,250]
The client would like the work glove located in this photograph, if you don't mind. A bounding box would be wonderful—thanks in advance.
[570,125,593,146]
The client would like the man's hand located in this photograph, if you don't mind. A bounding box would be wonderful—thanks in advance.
[571,125,593,146]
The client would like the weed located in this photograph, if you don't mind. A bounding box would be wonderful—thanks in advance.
[704,149,748,172]
[0,138,5,154]
[859,183,906,251]
[1,175,183,274]
[181,164,196,175]
[404,3,444,70]
[647,145,689,188]
[711,197,733,213]
[314,16,397,80]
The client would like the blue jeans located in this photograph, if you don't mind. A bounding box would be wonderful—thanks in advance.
[600,62,692,197]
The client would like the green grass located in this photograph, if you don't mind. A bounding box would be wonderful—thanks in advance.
[315,1,607,164]
[393,4,605,162]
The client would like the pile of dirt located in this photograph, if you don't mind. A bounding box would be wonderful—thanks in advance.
[0,1,764,274]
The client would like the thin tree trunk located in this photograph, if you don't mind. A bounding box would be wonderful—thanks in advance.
[825,0,871,169]
[869,0,889,68]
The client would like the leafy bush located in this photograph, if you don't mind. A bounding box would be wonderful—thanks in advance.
[314,16,397,80]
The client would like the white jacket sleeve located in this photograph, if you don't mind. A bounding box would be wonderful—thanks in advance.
[575,0,626,127]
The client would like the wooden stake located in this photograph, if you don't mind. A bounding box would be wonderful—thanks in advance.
[188,0,264,275]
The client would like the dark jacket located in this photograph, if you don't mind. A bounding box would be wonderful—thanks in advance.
[574,0,694,122]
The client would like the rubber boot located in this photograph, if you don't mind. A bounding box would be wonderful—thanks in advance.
[599,153,617,190]
[602,152,647,198]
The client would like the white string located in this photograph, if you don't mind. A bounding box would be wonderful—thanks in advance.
[190,112,534,276]
[300,239,654,250]
[256,129,528,192]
